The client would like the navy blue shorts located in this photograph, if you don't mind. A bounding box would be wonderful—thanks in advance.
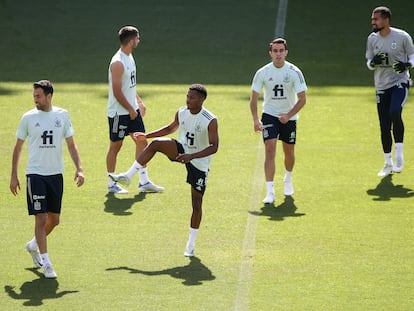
[376,83,409,131]
[175,140,208,194]
[108,109,145,142]
[261,113,296,144]
[26,174,63,215]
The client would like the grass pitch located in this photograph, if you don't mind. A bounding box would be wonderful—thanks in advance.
[1,82,413,310]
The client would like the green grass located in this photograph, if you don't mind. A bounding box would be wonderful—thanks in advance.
[1,0,414,310]
[1,83,413,310]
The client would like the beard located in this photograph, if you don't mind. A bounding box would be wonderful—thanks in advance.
[372,26,382,33]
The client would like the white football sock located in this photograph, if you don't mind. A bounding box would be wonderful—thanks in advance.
[139,166,149,185]
[125,161,143,180]
[28,237,37,250]
[266,181,274,195]
[41,253,51,266]
[284,170,293,182]
[108,173,116,187]
[384,152,392,165]
[187,227,199,248]
[395,143,403,159]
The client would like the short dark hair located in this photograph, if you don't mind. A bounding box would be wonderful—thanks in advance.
[373,6,391,20]
[118,26,139,45]
[33,80,54,95]
[269,38,287,51]
[189,83,207,99]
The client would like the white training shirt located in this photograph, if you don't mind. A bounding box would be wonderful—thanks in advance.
[366,27,414,90]
[251,60,307,120]
[177,106,216,172]
[107,49,138,117]
[16,106,74,175]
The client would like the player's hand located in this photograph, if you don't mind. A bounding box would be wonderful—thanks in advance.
[10,176,20,196]
[176,153,192,164]
[279,114,289,124]
[133,132,147,142]
[74,171,84,187]
[253,119,262,132]
[129,109,138,120]
[370,52,386,67]
[392,60,412,74]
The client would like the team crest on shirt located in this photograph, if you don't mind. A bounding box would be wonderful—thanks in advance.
[54,118,62,128]
[283,72,290,83]
[391,42,397,50]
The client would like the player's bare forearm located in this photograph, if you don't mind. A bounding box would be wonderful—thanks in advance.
[249,91,260,121]
[145,123,178,139]
[146,112,179,139]
[10,140,23,195]
[176,144,218,164]
[250,91,262,132]
[11,141,23,179]
[284,92,307,120]
[137,96,146,117]
[191,143,218,159]
[114,91,135,114]
[69,148,82,171]
[66,137,84,186]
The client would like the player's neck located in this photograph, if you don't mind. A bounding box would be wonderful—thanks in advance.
[189,107,202,114]
[37,105,52,112]
[379,26,391,37]
[273,60,285,68]
[120,46,132,55]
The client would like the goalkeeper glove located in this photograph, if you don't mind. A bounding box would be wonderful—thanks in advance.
[370,52,386,67]
[392,60,412,74]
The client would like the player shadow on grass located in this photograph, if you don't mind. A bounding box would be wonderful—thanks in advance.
[4,268,78,306]
[366,174,414,201]
[104,192,147,216]
[249,196,305,221]
[0,86,18,96]
[106,256,215,286]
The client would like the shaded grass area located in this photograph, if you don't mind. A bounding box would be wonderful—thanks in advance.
[1,0,412,85]
[0,0,275,84]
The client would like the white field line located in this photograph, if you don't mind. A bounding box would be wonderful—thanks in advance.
[234,1,288,309]
[275,0,288,38]
[233,140,264,311]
